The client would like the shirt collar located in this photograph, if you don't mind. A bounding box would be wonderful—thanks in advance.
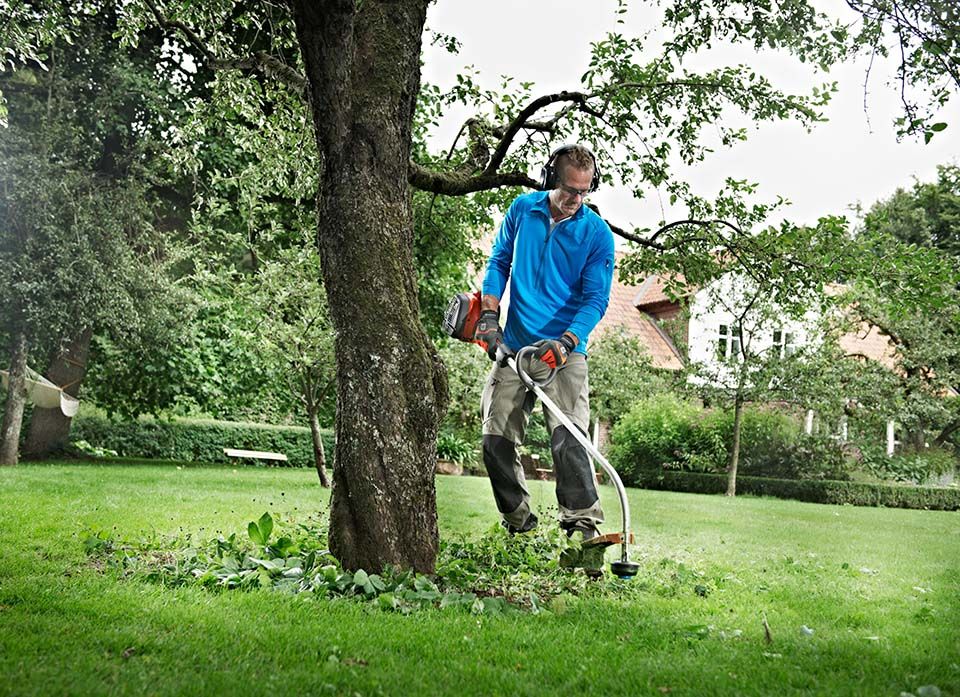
[532,190,586,222]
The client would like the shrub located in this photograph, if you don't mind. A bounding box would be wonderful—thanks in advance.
[436,431,479,467]
[633,470,960,511]
[70,415,334,468]
[608,394,703,481]
[770,435,851,481]
[610,396,851,484]
[587,328,671,425]
[859,444,958,485]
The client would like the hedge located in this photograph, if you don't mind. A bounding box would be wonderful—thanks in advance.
[634,470,960,511]
[71,415,334,468]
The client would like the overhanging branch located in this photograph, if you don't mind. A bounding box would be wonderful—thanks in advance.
[409,162,538,195]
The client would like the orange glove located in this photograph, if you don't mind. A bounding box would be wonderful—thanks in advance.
[532,335,576,369]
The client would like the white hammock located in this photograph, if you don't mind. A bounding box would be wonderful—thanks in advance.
[0,366,80,417]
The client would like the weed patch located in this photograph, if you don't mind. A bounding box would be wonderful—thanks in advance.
[84,512,639,615]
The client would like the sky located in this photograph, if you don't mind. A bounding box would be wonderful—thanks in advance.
[420,1,959,237]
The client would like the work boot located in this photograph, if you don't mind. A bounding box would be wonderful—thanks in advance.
[560,523,605,578]
[503,512,538,535]
[562,521,599,542]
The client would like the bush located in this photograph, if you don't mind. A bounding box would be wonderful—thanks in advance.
[767,435,851,481]
[436,431,479,467]
[608,394,703,481]
[70,415,334,468]
[633,470,960,511]
[609,396,849,484]
[859,444,958,485]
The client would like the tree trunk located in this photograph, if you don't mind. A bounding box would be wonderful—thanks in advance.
[307,400,331,488]
[23,328,92,459]
[933,418,960,447]
[726,396,744,497]
[0,332,30,466]
[291,0,447,573]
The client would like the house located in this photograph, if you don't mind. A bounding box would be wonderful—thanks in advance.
[592,252,684,371]
[615,267,919,455]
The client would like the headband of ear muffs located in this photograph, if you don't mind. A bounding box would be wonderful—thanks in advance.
[539,144,601,193]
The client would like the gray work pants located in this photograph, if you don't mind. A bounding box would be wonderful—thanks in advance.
[480,352,604,532]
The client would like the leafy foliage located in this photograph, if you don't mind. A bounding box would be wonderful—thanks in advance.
[609,394,851,483]
[863,164,960,259]
[587,329,672,426]
[435,431,478,467]
[859,444,958,485]
[83,511,630,615]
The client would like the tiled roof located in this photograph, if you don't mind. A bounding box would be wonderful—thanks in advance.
[633,272,694,309]
[838,322,898,370]
[594,255,684,371]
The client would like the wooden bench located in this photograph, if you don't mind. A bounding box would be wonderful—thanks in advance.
[223,448,288,464]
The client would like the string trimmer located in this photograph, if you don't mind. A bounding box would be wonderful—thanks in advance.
[443,292,640,580]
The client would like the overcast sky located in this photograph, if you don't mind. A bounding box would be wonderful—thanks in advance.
[421,1,959,236]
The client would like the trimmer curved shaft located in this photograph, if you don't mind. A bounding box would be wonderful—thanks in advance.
[509,347,639,579]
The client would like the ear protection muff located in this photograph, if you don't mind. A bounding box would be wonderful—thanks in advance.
[539,144,601,193]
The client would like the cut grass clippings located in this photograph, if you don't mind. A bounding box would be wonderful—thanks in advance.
[0,461,958,696]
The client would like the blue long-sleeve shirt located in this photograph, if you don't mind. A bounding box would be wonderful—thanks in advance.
[481,191,615,356]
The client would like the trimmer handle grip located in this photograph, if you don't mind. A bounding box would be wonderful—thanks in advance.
[512,346,558,389]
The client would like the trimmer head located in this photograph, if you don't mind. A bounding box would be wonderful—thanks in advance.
[610,560,640,580]
[562,532,639,580]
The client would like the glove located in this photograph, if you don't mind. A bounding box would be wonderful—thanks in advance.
[533,334,577,370]
[473,309,503,361]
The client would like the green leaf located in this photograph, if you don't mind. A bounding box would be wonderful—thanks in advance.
[257,513,273,543]
[922,39,946,56]
[377,593,398,611]
[930,122,947,132]
[247,521,264,545]
[353,569,369,587]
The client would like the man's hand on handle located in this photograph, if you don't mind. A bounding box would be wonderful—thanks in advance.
[532,333,577,369]
[474,310,504,361]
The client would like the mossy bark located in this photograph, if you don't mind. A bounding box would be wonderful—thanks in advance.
[0,332,29,466]
[291,0,447,573]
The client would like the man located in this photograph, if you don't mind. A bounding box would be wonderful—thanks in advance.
[474,144,615,540]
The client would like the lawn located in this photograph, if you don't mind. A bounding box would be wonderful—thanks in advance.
[0,461,957,696]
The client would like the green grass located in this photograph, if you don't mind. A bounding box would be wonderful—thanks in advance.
[1,461,958,696]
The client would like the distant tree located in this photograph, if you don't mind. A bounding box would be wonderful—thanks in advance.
[827,167,960,451]
[862,164,960,258]
[588,329,672,428]
[243,242,336,486]
[0,2,187,463]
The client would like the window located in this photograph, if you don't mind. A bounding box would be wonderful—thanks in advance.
[773,329,796,358]
[718,324,741,360]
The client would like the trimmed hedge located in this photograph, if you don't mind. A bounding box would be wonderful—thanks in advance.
[634,470,960,511]
[71,415,334,468]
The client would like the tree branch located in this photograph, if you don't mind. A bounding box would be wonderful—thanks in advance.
[143,0,308,95]
[648,218,745,244]
[933,417,960,447]
[483,91,594,175]
[409,161,538,195]
[481,79,731,178]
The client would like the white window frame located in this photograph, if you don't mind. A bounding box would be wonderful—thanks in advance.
[718,324,741,361]
[773,328,796,359]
